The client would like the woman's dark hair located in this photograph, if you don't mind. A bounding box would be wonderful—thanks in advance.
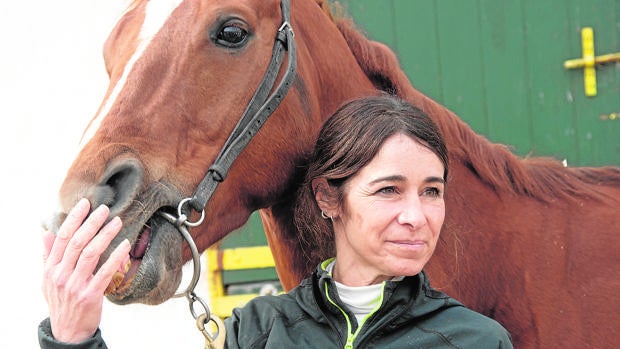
[294,93,448,262]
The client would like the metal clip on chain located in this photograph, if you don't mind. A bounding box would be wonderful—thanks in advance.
[197,312,226,349]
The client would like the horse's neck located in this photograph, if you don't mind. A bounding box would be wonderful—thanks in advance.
[400,84,482,160]
[334,19,620,202]
[333,18,477,155]
[334,19,489,175]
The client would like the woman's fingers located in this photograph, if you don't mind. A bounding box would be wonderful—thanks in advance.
[72,216,124,284]
[42,230,56,263]
[42,198,127,295]
[41,199,130,343]
[45,198,91,266]
[89,238,131,294]
[58,204,110,274]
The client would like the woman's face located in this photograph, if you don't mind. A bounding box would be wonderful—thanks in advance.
[331,133,445,286]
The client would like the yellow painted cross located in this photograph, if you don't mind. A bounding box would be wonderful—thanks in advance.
[563,27,620,97]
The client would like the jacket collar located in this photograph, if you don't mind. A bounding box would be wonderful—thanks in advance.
[294,260,462,328]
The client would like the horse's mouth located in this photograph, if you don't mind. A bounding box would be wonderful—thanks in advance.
[104,208,184,304]
[105,222,152,295]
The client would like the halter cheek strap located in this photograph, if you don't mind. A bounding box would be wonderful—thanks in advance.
[189,0,296,212]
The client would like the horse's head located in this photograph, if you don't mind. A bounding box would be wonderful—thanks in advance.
[49,0,377,305]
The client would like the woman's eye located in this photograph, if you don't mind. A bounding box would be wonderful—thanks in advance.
[216,24,248,46]
[378,187,396,195]
[423,187,441,198]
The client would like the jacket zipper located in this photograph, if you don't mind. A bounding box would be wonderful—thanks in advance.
[323,282,386,349]
[354,286,410,348]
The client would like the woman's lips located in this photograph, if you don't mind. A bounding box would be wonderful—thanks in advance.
[388,239,426,250]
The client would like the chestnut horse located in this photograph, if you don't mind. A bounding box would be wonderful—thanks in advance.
[49,0,620,347]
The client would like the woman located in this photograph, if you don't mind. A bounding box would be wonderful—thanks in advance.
[39,94,512,348]
[224,94,512,348]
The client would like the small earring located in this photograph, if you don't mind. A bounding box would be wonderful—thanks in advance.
[321,210,332,220]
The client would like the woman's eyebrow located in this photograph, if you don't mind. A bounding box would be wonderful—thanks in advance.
[424,176,445,185]
[369,175,445,186]
[368,175,406,185]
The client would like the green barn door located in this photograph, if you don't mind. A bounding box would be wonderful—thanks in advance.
[342,0,619,166]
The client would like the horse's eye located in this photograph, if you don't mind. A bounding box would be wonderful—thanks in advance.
[216,25,248,47]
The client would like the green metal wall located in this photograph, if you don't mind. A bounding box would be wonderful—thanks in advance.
[341,0,620,166]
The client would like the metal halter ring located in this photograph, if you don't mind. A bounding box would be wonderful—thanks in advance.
[177,197,205,227]
[158,208,203,299]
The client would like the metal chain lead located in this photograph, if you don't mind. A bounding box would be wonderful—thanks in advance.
[159,203,221,345]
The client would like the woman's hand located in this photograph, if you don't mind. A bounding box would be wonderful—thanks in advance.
[41,198,131,343]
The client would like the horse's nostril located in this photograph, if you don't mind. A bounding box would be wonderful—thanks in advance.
[94,159,144,214]
[104,168,131,206]
[97,185,116,207]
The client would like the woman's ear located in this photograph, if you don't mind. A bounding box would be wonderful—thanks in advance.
[312,178,334,214]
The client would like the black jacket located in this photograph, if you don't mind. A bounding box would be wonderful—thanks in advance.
[225,261,513,348]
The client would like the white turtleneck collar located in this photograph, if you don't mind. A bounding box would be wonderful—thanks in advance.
[325,260,403,326]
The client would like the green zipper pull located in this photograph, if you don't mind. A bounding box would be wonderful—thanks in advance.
[344,336,354,349]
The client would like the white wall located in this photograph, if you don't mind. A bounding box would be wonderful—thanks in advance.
[0,2,208,347]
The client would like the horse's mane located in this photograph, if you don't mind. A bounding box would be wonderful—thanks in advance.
[320,1,620,203]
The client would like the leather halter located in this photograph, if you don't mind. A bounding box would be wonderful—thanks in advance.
[159,0,295,343]
[189,0,296,213]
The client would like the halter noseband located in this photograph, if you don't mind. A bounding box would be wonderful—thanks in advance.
[159,0,295,345]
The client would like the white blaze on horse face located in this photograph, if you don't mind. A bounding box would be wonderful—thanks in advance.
[79,0,186,149]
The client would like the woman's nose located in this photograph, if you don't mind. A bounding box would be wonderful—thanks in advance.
[397,196,426,229]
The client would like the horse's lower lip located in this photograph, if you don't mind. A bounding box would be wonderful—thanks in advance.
[119,258,142,290]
